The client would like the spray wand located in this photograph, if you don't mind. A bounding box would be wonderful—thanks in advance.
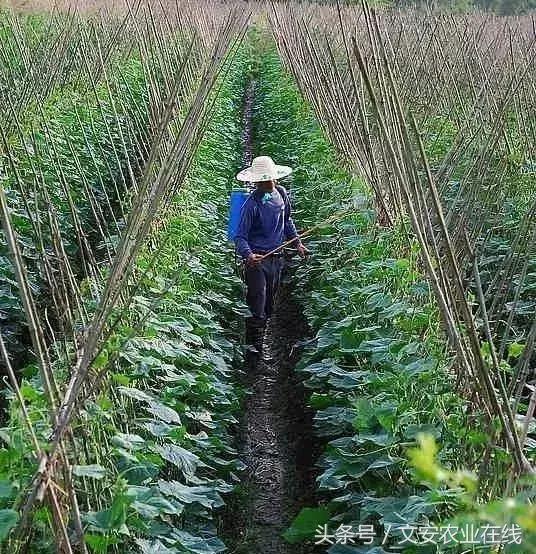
[257,206,353,261]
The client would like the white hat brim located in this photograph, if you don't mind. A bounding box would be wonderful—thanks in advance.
[236,164,292,182]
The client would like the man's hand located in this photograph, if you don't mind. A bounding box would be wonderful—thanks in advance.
[296,243,311,258]
[246,253,263,267]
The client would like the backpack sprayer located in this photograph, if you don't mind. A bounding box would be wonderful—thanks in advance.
[228,154,366,265]
[227,189,251,241]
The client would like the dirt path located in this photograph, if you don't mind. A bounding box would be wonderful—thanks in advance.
[238,276,316,553]
[226,78,317,554]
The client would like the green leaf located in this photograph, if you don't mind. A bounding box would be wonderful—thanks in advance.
[141,421,172,437]
[85,533,119,553]
[154,444,200,478]
[21,364,39,378]
[128,486,182,518]
[94,350,108,370]
[118,386,153,403]
[383,495,435,529]
[97,395,113,411]
[111,373,130,386]
[508,342,525,359]
[0,509,19,540]
[0,481,14,499]
[395,258,410,270]
[302,359,343,378]
[112,433,146,451]
[340,327,362,352]
[171,529,226,553]
[316,322,340,349]
[374,402,397,432]
[328,371,369,390]
[158,480,224,508]
[84,485,132,533]
[310,393,335,409]
[353,398,376,432]
[361,495,409,521]
[73,465,107,480]
[481,341,492,358]
[20,383,42,403]
[315,406,356,437]
[145,400,181,424]
[136,538,177,554]
[116,457,159,485]
[400,358,437,376]
[283,507,330,544]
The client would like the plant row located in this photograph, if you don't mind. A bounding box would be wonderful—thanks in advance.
[0,47,147,369]
[269,6,536,473]
[252,41,534,553]
[0,41,249,554]
[77,52,247,553]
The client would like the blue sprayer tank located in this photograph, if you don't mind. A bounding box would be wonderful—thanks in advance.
[227,189,250,241]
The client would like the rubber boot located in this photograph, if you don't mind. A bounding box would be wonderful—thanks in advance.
[252,325,265,354]
[245,320,257,349]
[245,317,265,355]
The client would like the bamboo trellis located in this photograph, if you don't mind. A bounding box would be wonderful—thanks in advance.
[270,1,535,487]
[0,1,250,551]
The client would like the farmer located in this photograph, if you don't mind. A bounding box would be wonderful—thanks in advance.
[235,156,309,347]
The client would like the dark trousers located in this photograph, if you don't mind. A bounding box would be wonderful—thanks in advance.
[245,256,283,322]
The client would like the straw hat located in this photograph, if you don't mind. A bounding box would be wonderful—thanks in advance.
[236,155,292,182]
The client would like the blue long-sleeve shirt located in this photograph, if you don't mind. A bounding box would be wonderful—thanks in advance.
[235,186,300,259]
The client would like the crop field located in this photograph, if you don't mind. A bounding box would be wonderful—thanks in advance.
[0,1,534,553]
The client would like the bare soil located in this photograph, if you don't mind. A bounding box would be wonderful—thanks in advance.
[223,77,318,554]
[231,273,317,554]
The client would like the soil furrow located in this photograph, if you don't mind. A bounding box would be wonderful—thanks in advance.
[240,277,316,553]
[229,76,317,554]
